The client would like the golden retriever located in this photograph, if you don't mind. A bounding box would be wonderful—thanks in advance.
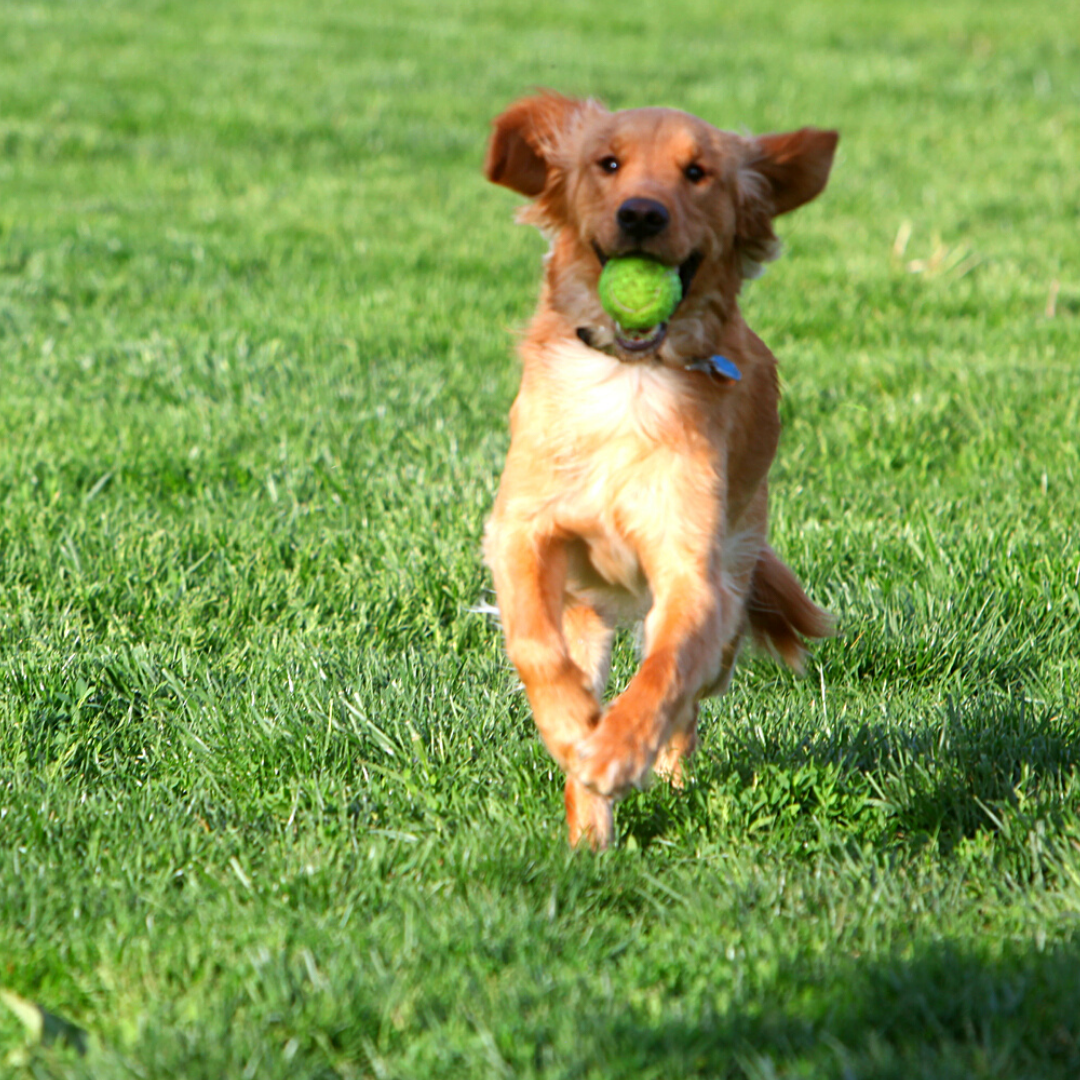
[482,92,838,848]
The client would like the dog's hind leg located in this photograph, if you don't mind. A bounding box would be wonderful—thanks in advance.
[652,619,748,787]
[563,601,614,700]
[653,702,698,788]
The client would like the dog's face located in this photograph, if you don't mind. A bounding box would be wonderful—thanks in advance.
[485,93,838,363]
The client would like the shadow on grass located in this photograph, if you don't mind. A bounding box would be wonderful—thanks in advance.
[618,692,1080,859]
[585,935,1080,1079]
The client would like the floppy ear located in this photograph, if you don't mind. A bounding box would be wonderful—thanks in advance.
[484,92,590,197]
[748,127,839,216]
[735,127,838,277]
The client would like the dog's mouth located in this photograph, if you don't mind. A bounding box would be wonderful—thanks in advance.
[589,244,703,357]
[614,323,668,352]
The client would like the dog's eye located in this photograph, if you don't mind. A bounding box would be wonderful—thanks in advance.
[684,163,706,183]
[598,156,619,175]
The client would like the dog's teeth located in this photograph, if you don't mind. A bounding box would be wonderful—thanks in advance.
[619,325,659,340]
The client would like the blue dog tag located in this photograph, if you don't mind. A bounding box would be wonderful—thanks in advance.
[686,355,741,381]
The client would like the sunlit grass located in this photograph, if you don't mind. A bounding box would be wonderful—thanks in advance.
[1,0,1079,1076]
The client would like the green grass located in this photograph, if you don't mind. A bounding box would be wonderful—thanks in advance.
[2,0,1079,1075]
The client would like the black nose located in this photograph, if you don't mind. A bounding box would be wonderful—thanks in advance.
[616,197,670,241]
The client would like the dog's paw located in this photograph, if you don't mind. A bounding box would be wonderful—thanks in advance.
[569,703,658,798]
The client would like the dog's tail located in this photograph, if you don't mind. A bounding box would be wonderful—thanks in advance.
[746,545,835,673]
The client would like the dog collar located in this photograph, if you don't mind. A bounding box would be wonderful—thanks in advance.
[685,355,741,382]
[575,328,741,382]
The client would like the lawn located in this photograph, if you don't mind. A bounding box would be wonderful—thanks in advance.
[1,0,1079,1076]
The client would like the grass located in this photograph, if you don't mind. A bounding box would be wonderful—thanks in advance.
[1,0,1079,1075]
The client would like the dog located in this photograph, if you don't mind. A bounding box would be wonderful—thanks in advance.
[482,92,838,848]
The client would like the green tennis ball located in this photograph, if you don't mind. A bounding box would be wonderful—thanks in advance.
[598,256,682,330]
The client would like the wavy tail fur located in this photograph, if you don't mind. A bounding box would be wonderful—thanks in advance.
[746,545,834,673]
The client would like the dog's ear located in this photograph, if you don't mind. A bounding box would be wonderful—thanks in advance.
[746,127,839,216]
[484,92,590,197]
[735,127,838,277]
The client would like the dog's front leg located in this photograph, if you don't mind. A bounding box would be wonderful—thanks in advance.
[561,602,616,848]
[488,529,603,775]
[572,569,728,798]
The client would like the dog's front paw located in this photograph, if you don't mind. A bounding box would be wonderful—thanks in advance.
[569,700,658,798]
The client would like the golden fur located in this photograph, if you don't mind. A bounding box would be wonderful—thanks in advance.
[482,92,839,848]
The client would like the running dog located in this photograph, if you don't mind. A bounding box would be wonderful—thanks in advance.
[483,92,838,847]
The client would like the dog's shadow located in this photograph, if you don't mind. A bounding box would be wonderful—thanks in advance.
[616,685,1080,858]
[598,689,1080,1074]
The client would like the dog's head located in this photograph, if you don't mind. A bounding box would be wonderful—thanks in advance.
[485,92,838,364]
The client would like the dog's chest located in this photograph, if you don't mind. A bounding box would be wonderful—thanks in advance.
[531,341,716,597]
[539,340,689,447]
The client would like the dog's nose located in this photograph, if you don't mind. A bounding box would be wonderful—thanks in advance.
[616,197,670,241]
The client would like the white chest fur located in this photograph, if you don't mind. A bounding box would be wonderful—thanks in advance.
[536,339,691,448]
[523,341,714,611]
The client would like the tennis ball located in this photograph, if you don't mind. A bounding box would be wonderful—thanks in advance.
[598,256,682,330]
